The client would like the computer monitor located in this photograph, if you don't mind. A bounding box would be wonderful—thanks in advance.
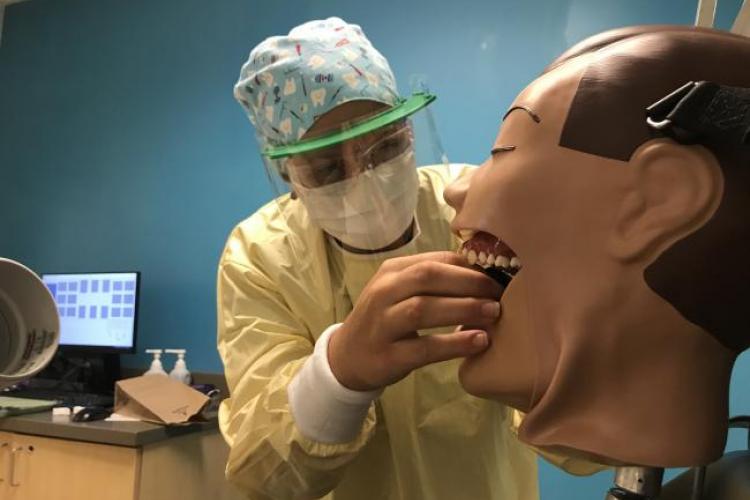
[41,272,140,354]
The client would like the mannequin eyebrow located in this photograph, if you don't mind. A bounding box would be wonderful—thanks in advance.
[492,106,541,154]
[502,106,542,123]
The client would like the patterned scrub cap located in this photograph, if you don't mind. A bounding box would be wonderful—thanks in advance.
[234,17,401,150]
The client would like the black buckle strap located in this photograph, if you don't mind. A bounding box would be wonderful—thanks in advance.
[645,81,750,145]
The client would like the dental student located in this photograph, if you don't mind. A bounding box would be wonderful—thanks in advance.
[217,17,591,500]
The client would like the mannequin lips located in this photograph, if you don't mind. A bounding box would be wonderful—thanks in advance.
[458,229,521,287]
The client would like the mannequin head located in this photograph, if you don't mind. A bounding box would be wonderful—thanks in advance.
[445,26,750,467]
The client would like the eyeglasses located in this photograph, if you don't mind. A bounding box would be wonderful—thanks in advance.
[286,121,414,188]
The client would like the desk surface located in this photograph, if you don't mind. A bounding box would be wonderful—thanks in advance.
[0,410,218,447]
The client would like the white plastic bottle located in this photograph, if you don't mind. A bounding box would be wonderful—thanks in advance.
[165,349,191,385]
[144,349,168,376]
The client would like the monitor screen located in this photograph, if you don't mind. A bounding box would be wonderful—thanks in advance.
[41,272,139,353]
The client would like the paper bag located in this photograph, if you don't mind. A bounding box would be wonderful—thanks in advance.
[114,376,209,425]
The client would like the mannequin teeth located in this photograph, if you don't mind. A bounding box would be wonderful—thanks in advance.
[483,254,522,274]
[458,230,522,273]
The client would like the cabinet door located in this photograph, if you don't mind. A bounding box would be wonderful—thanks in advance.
[0,431,12,496]
[138,430,246,500]
[6,433,140,500]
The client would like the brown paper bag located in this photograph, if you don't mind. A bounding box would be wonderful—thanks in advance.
[114,375,209,425]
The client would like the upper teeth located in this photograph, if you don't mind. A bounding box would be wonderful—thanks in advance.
[461,247,521,271]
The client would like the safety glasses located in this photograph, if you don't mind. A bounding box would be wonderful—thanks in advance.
[286,121,414,188]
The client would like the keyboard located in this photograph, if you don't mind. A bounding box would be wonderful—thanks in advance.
[4,390,114,408]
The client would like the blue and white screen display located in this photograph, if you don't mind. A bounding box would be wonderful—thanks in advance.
[42,272,138,349]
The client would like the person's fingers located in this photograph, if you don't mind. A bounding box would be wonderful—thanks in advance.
[390,330,490,372]
[378,251,469,273]
[385,296,501,338]
[377,260,503,304]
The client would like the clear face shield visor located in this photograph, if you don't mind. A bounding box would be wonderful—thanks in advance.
[285,120,414,189]
[259,92,452,255]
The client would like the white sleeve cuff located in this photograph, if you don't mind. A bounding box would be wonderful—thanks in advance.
[288,323,382,443]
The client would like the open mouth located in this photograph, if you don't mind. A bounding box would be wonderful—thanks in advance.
[457,229,521,287]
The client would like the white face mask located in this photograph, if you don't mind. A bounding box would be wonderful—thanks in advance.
[294,149,419,251]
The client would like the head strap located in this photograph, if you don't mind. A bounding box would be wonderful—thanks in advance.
[646,81,750,146]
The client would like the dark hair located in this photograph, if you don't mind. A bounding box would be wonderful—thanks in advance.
[544,26,750,351]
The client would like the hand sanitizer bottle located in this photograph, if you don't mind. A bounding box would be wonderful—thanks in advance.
[165,349,191,385]
[144,349,168,376]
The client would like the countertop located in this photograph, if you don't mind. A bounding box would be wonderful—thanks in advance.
[0,410,219,447]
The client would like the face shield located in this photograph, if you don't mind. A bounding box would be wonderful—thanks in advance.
[260,92,452,254]
[286,120,413,189]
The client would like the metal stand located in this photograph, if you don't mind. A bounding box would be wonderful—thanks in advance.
[605,466,665,499]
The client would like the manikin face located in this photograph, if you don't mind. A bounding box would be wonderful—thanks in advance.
[447,55,631,409]
[445,53,734,466]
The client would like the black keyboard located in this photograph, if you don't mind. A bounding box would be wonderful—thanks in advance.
[4,390,114,408]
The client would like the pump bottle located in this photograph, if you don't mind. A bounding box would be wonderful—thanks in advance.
[144,349,168,376]
[165,349,191,385]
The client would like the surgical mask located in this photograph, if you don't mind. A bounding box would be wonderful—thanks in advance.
[294,149,419,251]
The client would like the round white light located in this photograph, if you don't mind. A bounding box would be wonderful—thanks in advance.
[0,258,59,390]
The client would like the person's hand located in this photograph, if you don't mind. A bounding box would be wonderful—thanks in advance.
[327,251,503,391]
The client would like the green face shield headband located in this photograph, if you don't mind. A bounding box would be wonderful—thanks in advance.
[263,92,436,159]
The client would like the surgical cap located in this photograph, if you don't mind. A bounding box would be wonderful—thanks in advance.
[234,17,401,150]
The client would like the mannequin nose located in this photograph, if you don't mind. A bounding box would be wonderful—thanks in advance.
[444,167,475,210]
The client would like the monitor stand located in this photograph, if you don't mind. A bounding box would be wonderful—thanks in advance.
[84,353,121,394]
[25,350,121,395]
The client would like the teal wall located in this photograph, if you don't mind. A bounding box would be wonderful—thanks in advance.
[1,0,748,497]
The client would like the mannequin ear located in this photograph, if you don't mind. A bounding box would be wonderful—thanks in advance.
[609,139,723,261]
